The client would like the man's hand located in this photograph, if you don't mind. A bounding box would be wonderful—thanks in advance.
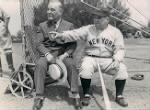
[48,32,65,44]
[58,52,69,61]
[45,53,54,62]
[111,59,120,71]
[48,31,58,41]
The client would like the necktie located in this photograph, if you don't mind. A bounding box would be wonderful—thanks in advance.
[47,20,56,27]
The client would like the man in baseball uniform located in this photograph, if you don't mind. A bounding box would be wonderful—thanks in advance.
[0,8,15,77]
[53,10,128,107]
[33,0,81,110]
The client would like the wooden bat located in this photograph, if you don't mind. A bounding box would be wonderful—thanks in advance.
[97,62,112,110]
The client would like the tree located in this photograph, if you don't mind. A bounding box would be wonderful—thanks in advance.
[33,0,48,26]
[109,0,130,30]
[16,30,24,39]
[33,0,130,31]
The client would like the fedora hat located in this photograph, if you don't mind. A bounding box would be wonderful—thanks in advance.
[48,58,67,84]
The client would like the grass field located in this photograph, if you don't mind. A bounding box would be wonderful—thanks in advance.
[0,38,150,110]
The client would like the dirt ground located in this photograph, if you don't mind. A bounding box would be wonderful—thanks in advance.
[0,38,150,110]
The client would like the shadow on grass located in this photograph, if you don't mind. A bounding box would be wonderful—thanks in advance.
[91,85,115,110]
[91,85,115,101]
[45,85,74,107]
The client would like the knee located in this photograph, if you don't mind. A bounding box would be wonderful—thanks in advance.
[79,70,92,79]
[36,57,48,69]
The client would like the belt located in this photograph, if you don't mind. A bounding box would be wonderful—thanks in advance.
[87,55,112,58]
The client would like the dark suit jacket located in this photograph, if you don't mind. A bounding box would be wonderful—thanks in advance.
[35,19,76,57]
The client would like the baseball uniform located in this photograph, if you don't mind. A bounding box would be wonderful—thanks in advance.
[56,24,128,80]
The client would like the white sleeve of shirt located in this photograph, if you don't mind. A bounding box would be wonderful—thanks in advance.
[113,28,125,62]
[61,26,88,43]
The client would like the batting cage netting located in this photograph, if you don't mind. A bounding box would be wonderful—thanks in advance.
[20,0,83,28]
[19,0,115,29]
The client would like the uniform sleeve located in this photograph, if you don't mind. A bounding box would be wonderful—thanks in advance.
[113,29,125,62]
[60,26,88,43]
[63,24,77,55]
[35,25,50,55]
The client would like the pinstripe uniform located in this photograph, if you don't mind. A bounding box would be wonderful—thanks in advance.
[56,24,128,80]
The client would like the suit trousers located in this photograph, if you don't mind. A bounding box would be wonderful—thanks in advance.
[34,56,79,96]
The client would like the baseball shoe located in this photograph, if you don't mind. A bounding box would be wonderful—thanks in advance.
[115,95,128,107]
[81,94,91,106]
[32,97,44,110]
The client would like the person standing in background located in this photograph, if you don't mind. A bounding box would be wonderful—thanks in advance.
[0,8,15,77]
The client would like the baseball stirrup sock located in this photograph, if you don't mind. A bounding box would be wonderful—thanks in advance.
[6,53,14,69]
[115,80,126,97]
[80,77,91,95]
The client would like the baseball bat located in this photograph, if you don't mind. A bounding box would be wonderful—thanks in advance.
[97,62,112,110]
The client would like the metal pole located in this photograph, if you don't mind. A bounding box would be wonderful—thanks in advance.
[110,15,150,35]
[19,0,26,65]
[19,0,25,31]
[80,0,150,36]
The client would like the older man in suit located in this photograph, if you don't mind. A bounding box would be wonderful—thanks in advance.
[32,0,81,110]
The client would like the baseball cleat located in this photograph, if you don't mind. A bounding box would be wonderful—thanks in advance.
[115,95,128,107]
[81,94,91,106]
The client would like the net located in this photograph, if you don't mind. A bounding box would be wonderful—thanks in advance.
[20,0,82,28]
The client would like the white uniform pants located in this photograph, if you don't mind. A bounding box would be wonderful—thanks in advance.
[79,56,128,80]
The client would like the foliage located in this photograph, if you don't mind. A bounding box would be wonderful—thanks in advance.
[33,0,131,33]
[109,0,130,33]
[33,0,48,26]
[16,30,24,38]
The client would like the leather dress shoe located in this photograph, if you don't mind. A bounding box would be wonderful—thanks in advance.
[32,97,44,110]
[73,98,82,110]
[115,95,128,107]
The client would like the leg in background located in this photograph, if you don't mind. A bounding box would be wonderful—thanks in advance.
[5,52,15,72]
